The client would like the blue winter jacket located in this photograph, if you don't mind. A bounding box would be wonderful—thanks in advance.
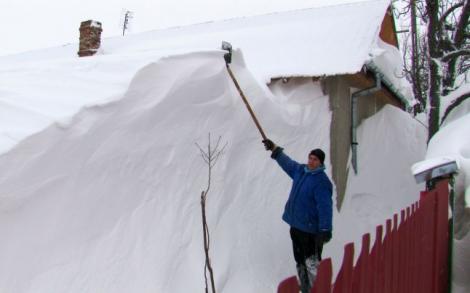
[273,148,333,234]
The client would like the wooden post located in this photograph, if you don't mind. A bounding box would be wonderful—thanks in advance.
[226,65,267,140]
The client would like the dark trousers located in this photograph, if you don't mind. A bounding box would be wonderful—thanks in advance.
[290,227,323,293]
[290,227,323,265]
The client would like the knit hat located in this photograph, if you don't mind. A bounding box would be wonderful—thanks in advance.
[309,148,325,165]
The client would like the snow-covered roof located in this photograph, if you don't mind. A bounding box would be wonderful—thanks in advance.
[3,0,391,80]
[367,39,414,107]
[0,0,396,154]
[113,0,392,79]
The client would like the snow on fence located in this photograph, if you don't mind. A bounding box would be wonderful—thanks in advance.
[278,179,450,293]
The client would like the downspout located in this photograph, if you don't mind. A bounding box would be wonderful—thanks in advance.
[351,72,381,174]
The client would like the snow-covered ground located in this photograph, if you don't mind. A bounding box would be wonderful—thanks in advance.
[0,49,427,292]
[0,1,467,292]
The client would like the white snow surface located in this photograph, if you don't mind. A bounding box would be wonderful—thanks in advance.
[0,0,381,56]
[369,38,414,105]
[0,50,324,292]
[0,0,403,156]
[426,114,470,213]
[411,156,459,178]
[4,0,391,81]
[0,1,440,291]
[425,113,470,293]
[0,50,427,292]
[0,53,163,154]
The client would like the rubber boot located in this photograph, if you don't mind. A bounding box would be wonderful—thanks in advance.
[296,264,310,293]
[305,255,320,289]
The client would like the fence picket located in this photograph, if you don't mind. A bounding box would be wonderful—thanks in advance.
[352,234,370,293]
[403,207,411,293]
[383,219,393,293]
[397,210,405,293]
[332,243,354,293]
[311,258,333,293]
[277,276,298,293]
[422,190,436,293]
[370,225,383,293]
[410,203,419,293]
[434,180,449,293]
[392,214,399,293]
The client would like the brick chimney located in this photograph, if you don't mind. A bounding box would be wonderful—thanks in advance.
[78,20,103,57]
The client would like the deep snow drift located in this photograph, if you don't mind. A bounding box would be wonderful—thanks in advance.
[0,50,427,292]
[424,113,470,293]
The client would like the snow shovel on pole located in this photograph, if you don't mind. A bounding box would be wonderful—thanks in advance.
[222,41,268,141]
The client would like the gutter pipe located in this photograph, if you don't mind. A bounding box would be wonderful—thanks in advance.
[351,72,381,174]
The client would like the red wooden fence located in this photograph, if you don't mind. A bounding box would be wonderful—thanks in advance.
[278,179,449,293]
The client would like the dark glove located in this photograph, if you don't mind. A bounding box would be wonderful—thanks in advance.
[316,231,332,246]
[262,139,276,151]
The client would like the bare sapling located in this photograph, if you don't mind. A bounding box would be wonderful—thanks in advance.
[195,133,227,293]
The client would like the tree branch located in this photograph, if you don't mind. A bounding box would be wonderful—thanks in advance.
[438,1,464,26]
[441,92,470,124]
[394,0,412,17]
[453,0,470,47]
[441,49,470,62]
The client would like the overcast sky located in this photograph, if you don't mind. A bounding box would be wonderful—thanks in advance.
[0,0,369,56]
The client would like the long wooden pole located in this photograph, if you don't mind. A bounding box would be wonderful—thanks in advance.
[225,65,267,140]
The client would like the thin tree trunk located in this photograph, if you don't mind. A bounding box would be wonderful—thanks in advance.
[201,192,216,293]
[411,0,425,110]
[426,0,442,141]
[201,192,209,293]
[196,134,226,293]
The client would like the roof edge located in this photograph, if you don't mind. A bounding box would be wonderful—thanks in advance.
[365,61,412,111]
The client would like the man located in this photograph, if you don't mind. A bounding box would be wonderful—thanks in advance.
[263,139,333,293]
